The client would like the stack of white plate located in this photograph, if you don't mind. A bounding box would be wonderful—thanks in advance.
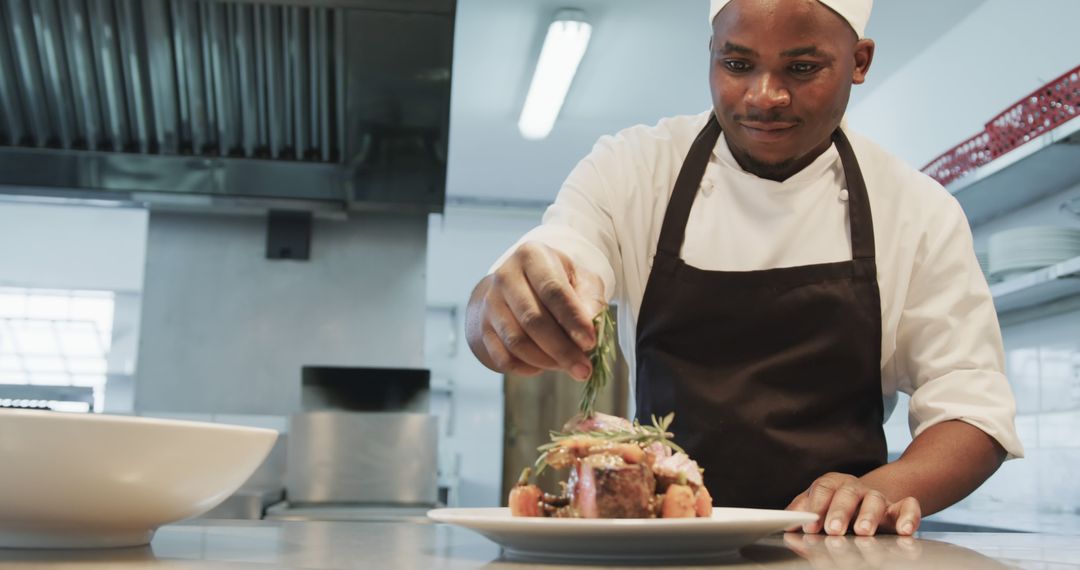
[988,226,1080,281]
[975,250,995,283]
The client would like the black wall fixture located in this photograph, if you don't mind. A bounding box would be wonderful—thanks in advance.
[266,209,312,260]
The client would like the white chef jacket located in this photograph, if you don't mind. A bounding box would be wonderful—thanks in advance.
[495,110,1024,459]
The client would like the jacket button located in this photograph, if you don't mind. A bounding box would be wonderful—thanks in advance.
[839,189,849,201]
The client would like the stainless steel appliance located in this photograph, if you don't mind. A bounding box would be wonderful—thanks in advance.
[269,366,439,521]
[286,411,437,505]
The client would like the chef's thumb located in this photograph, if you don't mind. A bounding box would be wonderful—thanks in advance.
[572,270,607,338]
[548,247,606,350]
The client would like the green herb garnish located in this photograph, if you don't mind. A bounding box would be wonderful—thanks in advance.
[533,413,684,475]
[579,308,616,417]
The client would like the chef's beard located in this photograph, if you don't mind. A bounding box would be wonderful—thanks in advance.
[735,152,798,181]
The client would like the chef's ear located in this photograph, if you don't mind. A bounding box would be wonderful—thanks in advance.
[852,38,875,85]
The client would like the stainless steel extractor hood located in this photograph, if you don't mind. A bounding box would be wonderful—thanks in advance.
[0,0,453,213]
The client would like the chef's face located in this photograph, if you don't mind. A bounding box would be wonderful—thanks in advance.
[709,0,874,180]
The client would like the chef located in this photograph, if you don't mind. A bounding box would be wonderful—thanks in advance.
[465,0,1024,536]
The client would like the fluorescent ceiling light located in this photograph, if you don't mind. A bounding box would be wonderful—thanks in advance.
[518,10,592,140]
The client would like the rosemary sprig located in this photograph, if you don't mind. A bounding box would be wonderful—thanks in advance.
[515,467,532,486]
[579,307,616,417]
[532,413,683,475]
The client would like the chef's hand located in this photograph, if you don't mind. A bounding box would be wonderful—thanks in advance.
[785,473,922,537]
[465,242,606,381]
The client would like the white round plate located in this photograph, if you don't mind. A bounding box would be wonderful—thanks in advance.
[427,507,818,563]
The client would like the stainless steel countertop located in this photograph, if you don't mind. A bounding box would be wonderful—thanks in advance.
[1,520,1077,569]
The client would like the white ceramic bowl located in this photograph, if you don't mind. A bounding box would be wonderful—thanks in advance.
[0,409,278,549]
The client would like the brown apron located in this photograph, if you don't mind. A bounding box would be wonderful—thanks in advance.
[634,114,887,509]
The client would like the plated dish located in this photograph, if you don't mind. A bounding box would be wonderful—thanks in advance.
[508,412,713,519]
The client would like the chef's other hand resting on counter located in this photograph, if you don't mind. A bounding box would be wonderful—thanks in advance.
[465,0,1022,536]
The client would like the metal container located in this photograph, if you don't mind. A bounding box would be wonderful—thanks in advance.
[286,411,437,505]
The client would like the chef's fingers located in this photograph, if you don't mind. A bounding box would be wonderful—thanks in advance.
[801,473,849,534]
[784,493,813,532]
[852,490,887,536]
[497,271,592,379]
[883,497,921,536]
[518,244,598,352]
[569,265,607,324]
[487,295,561,371]
[481,327,544,376]
[822,482,865,536]
[491,250,588,375]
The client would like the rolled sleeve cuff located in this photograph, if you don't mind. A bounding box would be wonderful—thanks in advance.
[908,369,1025,460]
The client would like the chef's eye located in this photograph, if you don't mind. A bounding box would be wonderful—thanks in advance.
[723,60,751,73]
[790,62,820,75]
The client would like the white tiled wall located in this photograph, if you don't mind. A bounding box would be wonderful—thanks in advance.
[973,311,1080,515]
[944,178,1080,518]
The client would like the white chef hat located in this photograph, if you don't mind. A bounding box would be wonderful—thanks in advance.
[709,0,873,38]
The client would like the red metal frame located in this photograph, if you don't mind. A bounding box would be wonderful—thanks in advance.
[921,64,1080,187]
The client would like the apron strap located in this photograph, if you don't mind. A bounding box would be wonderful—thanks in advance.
[655,115,723,258]
[832,128,875,261]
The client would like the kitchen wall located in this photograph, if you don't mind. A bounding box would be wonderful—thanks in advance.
[0,200,146,411]
[1,201,431,420]
[978,300,1080,515]
[137,211,428,416]
[0,201,147,292]
[849,0,1080,517]
[848,0,1080,169]
[962,183,1080,516]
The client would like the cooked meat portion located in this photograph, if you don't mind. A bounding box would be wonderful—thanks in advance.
[568,454,656,519]
[543,436,648,470]
[510,413,712,519]
[652,452,705,491]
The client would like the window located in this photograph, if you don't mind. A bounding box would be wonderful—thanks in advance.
[0,287,115,412]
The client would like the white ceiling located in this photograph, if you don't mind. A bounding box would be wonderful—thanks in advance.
[445,0,988,204]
